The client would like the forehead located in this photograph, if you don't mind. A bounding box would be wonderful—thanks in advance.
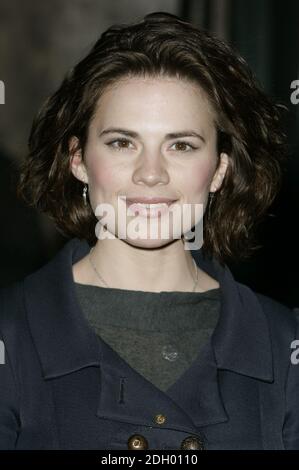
[92,76,217,132]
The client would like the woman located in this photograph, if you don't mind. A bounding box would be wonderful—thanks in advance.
[0,11,298,450]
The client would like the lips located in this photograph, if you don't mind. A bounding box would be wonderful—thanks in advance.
[121,197,178,218]
[124,197,177,204]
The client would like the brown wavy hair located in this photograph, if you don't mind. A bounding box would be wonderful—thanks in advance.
[17,11,288,264]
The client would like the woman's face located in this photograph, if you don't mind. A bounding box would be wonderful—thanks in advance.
[70,76,229,248]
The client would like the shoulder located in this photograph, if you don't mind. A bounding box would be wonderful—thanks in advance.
[0,280,25,326]
[238,283,299,351]
[0,279,32,361]
[237,281,297,326]
[0,280,26,342]
[254,290,298,333]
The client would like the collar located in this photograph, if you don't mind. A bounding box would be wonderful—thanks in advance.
[192,250,274,382]
[24,237,273,382]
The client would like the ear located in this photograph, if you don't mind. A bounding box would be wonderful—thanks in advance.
[69,136,89,184]
[209,153,229,192]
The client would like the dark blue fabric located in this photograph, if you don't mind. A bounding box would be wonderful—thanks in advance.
[0,237,298,449]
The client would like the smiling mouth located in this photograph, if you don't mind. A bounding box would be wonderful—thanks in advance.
[124,200,178,218]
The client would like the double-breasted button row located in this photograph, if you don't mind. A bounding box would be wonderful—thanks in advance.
[127,434,205,450]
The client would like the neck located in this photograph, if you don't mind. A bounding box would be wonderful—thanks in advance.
[75,236,205,293]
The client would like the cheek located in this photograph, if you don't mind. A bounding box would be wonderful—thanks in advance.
[88,159,119,189]
[180,160,215,194]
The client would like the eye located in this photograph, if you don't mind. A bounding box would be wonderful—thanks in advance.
[105,138,198,153]
[171,141,197,152]
[105,138,133,151]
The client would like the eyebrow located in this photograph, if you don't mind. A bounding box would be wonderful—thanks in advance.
[98,127,206,143]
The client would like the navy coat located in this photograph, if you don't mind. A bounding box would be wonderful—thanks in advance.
[0,237,299,450]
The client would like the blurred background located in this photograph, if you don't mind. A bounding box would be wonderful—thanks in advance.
[0,0,298,307]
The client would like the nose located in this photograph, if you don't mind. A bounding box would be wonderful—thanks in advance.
[132,150,170,187]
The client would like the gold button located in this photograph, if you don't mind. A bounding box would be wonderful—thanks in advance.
[180,436,205,450]
[154,413,166,425]
[127,434,149,450]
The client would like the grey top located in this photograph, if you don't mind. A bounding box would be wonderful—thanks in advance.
[75,283,221,392]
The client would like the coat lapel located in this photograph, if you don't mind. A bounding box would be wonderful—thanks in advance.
[165,340,229,427]
[24,237,101,378]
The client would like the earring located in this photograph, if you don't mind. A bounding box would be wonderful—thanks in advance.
[82,184,88,206]
[207,191,215,220]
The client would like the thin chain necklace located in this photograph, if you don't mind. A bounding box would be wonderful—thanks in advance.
[88,247,199,292]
